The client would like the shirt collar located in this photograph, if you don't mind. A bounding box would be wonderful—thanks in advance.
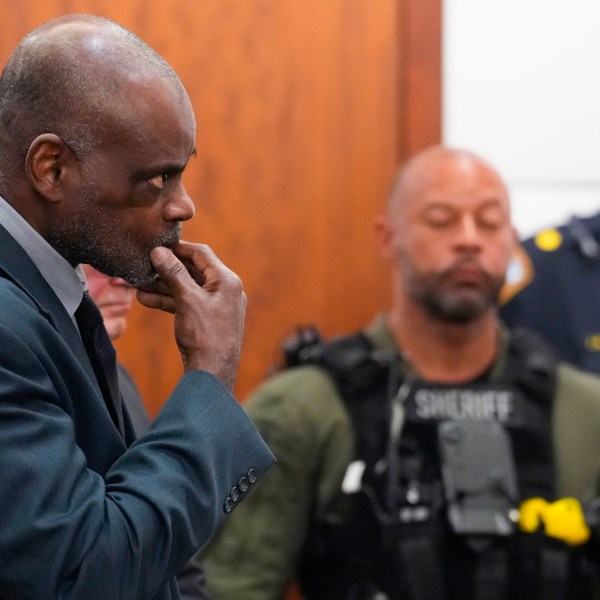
[0,195,85,319]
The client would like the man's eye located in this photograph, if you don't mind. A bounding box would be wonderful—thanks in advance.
[424,210,454,228]
[148,174,168,189]
[477,207,505,229]
[427,216,452,228]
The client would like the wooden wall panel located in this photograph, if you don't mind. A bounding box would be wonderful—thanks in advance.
[0,0,440,423]
[399,0,443,157]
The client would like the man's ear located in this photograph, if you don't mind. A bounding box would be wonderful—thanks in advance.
[373,213,395,260]
[25,134,76,201]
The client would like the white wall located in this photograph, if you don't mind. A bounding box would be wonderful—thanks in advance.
[443,0,600,238]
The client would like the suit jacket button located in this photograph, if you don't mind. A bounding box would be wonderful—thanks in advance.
[247,468,257,484]
[238,477,249,492]
[230,486,240,502]
[223,497,233,513]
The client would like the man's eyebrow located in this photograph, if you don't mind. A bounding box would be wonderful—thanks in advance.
[138,147,197,177]
[422,201,453,210]
[473,198,506,211]
[134,162,184,179]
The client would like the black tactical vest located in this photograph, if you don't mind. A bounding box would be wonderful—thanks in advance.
[287,327,595,600]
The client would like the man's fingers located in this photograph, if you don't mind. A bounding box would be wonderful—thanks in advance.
[173,242,241,293]
[173,241,216,269]
[150,246,195,295]
[173,242,223,284]
[136,289,177,313]
[136,247,196,313]
[137,278,172,296]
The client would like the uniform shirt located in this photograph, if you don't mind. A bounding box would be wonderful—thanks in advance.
[199,314,600,600]
[501,212,600,374]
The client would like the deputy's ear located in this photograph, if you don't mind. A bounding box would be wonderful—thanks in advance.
[373,213,395,260]
[25,134,76,201]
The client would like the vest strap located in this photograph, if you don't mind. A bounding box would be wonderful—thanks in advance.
[539,547,569,600]
[474,545,508,600]
[397,535,446,600]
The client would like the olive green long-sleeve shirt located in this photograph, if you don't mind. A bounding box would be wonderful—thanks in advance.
[199,316,600,600]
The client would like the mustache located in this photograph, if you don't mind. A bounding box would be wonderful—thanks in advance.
[151,222,182,251]
[441,256,494,283]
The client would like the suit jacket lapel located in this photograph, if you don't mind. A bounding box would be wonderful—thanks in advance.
[0,224,99,389]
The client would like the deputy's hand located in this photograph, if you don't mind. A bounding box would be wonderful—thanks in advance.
[136,242,246,391]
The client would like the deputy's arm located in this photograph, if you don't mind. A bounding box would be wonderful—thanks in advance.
[552,363,600,501]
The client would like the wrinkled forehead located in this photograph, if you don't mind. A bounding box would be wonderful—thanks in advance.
[129,76,195,127]
[102,76,196,152]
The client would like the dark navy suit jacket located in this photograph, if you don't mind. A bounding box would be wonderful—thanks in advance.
[0,225,275,599]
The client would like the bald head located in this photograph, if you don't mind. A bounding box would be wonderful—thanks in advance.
[0,14,182,165]
[387,146,510,219]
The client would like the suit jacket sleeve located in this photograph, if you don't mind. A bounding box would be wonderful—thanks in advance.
[117,362,152,437]
[0,288,275,600]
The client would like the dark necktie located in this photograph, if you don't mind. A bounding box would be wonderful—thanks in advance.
[75,291,125,438]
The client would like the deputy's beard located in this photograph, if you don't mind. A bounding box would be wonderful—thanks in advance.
[407,267,503,324]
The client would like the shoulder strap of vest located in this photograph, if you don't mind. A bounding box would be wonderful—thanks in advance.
[280,325,390,398]
[504,326,559,405]
[321,332,391,398]
[281,324,559,405]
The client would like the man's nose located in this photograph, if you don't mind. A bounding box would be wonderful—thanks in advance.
[456,216,483,245]
[164,185,195,222]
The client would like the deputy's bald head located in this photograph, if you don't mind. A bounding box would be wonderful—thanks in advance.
[387,146,509,220]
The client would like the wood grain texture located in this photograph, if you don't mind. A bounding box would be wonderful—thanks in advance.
[0,0,440,424]
[398,0,442,158]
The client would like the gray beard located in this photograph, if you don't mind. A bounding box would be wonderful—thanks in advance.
[406,268,504,324]
[47,196,182,287]
[419,287,500,323]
